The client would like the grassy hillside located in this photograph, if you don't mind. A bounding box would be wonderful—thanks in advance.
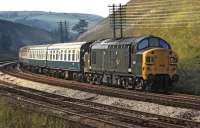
[79,0,200,94]
[0,11,103,32]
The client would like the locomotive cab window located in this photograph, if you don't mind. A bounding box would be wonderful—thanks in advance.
[149,38,159,47]
[159,40,170,49]
[138,39,148,50]
[137,37,171,51]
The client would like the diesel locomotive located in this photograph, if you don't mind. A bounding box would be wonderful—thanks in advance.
[19,35,179,92]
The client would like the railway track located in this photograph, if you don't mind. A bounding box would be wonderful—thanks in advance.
[0,81,199,128]
[1,63,200,111]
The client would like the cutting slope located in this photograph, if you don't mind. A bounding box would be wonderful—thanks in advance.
[79,0,200,94]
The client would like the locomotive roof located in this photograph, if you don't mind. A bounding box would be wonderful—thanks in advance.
[91,36,154,49]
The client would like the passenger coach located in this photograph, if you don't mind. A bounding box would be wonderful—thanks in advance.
[19,42,88,79]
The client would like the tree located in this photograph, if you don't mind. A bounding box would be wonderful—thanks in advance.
[72,19,88,34]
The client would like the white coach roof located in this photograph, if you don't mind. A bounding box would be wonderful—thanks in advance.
[21,41,87,50]
[48,42,87,49]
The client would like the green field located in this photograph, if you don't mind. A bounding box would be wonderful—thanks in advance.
[0,97,89,128]
[79,0,200,94]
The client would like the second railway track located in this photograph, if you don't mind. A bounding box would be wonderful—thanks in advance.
[0,81,200,128]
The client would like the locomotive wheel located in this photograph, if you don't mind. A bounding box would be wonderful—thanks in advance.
[135,79,146,91]
[121,79,129,89]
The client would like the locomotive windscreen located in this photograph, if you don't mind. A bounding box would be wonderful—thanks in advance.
[137,37,171,51]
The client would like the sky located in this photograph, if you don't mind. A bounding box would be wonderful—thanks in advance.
[0,0,130,17]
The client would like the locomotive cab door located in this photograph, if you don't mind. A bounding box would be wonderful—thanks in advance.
[84,52,90,72]
[132,44,143,76]
[134,53,143,76]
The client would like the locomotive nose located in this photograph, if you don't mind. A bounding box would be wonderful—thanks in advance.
[142,48,178,81]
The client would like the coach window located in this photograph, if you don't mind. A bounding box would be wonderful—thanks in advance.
[39,50,41,59]
[42,51,44,59]
[33,50,35,59]
[41,51,43,59]
[40,50,42,59]
[52,50,55,60]
[38,50,40,59]
[60,50,63,60]
[68,50,71,61]
[29,51,31,58]
[56,50,59,60]
[50,51,52,60]
[33,50,34,58]
[39,50,44,59]
[40,50,41,59]
[31,51,32,58]
[32,50,34,59]
[41,50,42,59]
[48,51,50,60]
[35,50,37,58]
[52,50,54,60]
[64,50,67,61]
[53,50,56,60]
[72,50,75,61]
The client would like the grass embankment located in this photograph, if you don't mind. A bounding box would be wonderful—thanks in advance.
[0,97,87,128]
[78,0,200,95]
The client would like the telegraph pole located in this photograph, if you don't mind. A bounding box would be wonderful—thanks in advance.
[109,3,127,39]
[119,3,123,38]
[113,4,116,39]
[57,21,64,43]
[64,21,69,41]
[57,20,70,43]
